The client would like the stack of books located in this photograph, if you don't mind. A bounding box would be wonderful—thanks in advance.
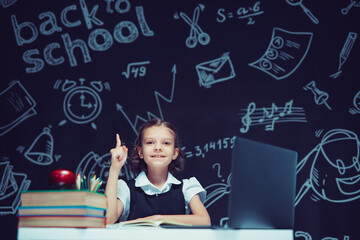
[18,190,107,228]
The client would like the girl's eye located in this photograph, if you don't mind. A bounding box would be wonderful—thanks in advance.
[163,141,171,145]
[146,141,153,145]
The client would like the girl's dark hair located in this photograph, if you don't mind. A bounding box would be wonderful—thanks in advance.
[129,118,185,175]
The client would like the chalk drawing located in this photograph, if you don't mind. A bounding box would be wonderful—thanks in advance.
[24,127,55,166]
[249,27,313,80]
[121,61,150,79]
[183,136,237,159]
[196,52,236,88]
[1,0,18,8]
[216,1,263,25]
[204,173,232,208]
[0,161,31,215]
[349,90,360,115]
[116,64,177,135]
[285,0,319,24]
[76,151,134,193]
[174,4,210,48]
[303,81,332,111]
[55,78,110,130]
[239,100,307,133]
[295,231,350,240]
[295,129,360,206]
[0,80,36,136]
[342,0,360,14]
[330,32,357,79]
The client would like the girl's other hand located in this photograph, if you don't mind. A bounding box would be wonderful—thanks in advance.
[110,133,128,170]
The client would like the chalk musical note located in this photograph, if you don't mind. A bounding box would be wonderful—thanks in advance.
[258,103,278,123]
[279,100,293,117]
[258,108,267,123]
[239,99,307,133]
[240,102,256,133]
[265,116,279,131]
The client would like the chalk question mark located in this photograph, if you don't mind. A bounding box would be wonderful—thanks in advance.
[212,163,222,178]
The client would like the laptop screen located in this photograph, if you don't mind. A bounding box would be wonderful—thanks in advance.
[227,137,297,229]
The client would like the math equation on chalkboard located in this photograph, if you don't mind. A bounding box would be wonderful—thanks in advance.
[183,136,237,159]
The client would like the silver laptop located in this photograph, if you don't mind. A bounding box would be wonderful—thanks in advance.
[227,137,297,229]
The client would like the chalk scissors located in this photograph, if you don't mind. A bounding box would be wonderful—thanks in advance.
[179,6,210,48]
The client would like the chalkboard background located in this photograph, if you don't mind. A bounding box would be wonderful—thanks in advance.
[1,0,359,239]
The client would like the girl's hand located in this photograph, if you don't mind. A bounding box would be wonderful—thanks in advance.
[109,134,128,170]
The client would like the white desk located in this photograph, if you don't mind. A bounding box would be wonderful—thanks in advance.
[18,227,293,240]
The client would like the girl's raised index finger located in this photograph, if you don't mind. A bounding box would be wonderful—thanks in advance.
[116,133,122,148]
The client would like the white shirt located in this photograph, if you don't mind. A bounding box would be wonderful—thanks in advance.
[117,171,206,221]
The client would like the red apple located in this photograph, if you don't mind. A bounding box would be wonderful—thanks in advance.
[49,169,76,189]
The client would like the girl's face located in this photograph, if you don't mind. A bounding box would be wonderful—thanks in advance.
[137,125,179,170]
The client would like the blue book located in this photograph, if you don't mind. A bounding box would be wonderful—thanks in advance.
[18,205,106,217]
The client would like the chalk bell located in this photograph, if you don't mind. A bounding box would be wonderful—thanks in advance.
[24,127,54,165]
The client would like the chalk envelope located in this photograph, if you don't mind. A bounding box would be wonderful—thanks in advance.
[196,52,236,88]
[249,27,313,80]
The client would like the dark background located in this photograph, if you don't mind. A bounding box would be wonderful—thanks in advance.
[1,0,359,239]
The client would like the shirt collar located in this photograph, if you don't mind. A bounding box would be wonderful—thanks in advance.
[135,171,181,191]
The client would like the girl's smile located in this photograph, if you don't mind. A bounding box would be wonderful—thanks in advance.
[138,125,179,169]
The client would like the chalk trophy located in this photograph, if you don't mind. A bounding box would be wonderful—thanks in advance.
[24,127,54,166]
[304,81,332,110]
[0,80,36,136]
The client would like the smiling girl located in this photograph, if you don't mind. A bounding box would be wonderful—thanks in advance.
[105,118,211,226]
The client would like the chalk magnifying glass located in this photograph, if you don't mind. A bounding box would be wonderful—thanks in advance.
[286,0,319,24]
